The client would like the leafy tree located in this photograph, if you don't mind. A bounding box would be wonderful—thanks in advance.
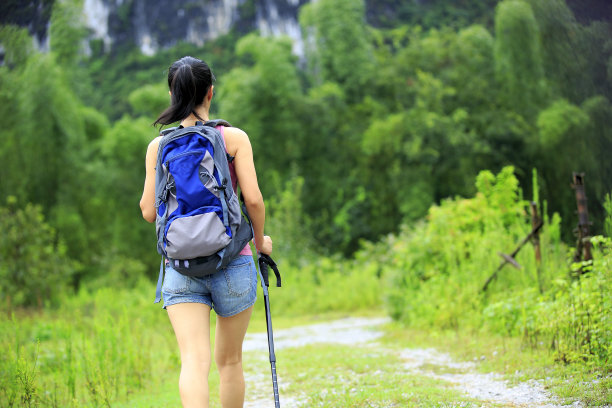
[365,0,499,29]
[0,22,117,285]
[448,25,496,110]
[579,96,612,232]
[265,176,314,264]
[48,0,86,68]
[98,115,160,271]
[0,26,34,202]
[362,71,477,233]
[128,82,169,119]
[297,81,370,252]
[0,197,75,309]
[527,0,590,102]
[535,98,591,236]
[6,53,84,209]
[0,25,34,67]
[494,0,547,117]
[300,0,375,100]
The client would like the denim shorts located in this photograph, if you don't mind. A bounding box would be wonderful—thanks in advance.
[162,255,258,317]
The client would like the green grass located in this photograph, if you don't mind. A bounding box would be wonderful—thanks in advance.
[3,297,610,407]
[0,264,383,408]
[1,255,609,407]
[269,343,487,407]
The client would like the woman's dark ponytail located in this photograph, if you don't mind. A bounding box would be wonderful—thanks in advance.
[154,56,215,127]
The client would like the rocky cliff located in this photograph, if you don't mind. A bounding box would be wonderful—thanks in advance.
[0,0,309,55]
[82,0,308,55]
[2,0,609,57]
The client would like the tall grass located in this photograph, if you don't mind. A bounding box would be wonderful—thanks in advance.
[0,279,178,407]
[0,254,382,406]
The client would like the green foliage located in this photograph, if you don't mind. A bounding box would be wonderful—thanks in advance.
[483,235,611,367]
[361,68,480,232]
[450,25,496,108]
[0,51,86,211]
[535,97,611,240]
[0,198,75,309]
[605,193,612,238]
[300,0,375,99]
[527,0,589,102]
[218,34,304,195]
[0,25,34,67]
[0,283,169,407]
[49,0,86,67]
[494,0,547,115]
[536,99,589,145]
[270,256,382,315]
[265,176,314,264]
[2,0,612,302]
[84,31,243,120]
[97,115,160,271]
[366,0,499,29]
[2,1,612,402]
[382,167,610,368]
[128,82,169,119]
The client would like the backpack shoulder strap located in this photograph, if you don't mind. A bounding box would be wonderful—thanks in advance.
[160,126,180,137]
[203,119,231,128]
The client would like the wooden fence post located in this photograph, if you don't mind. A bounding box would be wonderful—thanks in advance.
[572,173,593,274]
[530,201,543,293]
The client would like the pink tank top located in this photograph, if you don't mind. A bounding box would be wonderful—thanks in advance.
[218,126,253,256]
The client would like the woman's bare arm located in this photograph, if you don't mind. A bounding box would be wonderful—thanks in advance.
[227,127,272,254]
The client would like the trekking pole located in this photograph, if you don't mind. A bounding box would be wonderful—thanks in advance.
[257,253,282,408]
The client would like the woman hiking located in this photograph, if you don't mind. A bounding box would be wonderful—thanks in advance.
[139,56,273,408]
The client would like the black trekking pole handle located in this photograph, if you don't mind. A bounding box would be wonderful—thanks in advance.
[258,254,281,288]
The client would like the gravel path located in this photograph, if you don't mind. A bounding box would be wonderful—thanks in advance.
[243,317,389,407]
[242,317,592,408]
[243,317,389,352]
[401,348,582,408]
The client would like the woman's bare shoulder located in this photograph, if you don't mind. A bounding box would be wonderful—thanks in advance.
[223,126,249,141]
[145,136,162,161]
[223,127,250,154]
[148,135,163,149]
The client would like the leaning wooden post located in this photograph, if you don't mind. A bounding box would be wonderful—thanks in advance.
[572,172,592,273]
[530,201,543,293]
[482,221,543,292]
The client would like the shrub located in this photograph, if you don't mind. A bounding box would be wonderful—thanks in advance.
[0,197,75,309]
[382,167,611,367]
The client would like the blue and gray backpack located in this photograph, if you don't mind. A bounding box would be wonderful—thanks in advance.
[153,119,253,303]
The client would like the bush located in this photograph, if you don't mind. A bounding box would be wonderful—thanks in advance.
[381,167,611,368]
[0,197,76,309]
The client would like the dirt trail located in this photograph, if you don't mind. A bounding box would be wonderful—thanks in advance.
[401,347,579,408]
[243,317,586,408]
[243,317,389,352]
[243,317,389,407]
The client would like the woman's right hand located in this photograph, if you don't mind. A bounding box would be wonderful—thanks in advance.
[257,235,273,255]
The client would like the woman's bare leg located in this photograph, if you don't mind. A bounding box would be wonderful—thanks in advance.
[167,303,212,408]
[214,306,254,408]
